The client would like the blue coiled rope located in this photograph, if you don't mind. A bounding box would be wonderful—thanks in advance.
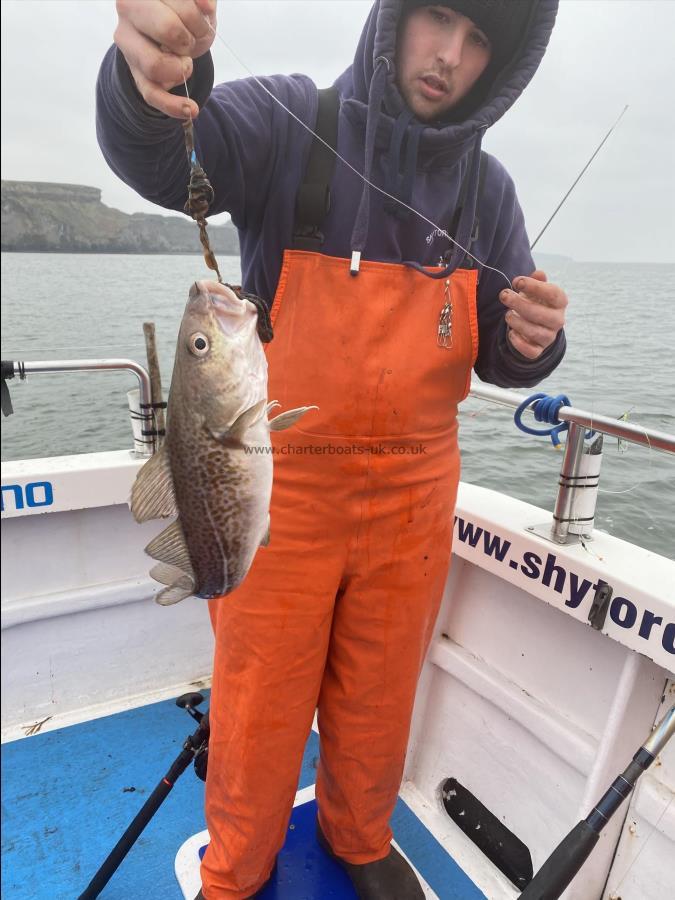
[513,392,572,447]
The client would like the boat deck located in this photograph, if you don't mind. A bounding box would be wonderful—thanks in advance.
[1,692,486,899]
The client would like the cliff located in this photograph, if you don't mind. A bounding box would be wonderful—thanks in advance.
[1,180,240,254]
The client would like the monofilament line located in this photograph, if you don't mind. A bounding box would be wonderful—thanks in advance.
[530,105,629,250]
[203,18,513,289]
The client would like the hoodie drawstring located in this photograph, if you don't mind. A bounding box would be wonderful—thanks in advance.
[403,130,485,280]
[398,121,422,218]
[383,109,413,217]
[349,56,389,275]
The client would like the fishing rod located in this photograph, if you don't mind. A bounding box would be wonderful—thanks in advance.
[519,704,675,900]
[530,105,629,250]
[77,693,209,900]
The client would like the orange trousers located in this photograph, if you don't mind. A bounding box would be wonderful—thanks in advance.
[201,252,478,898]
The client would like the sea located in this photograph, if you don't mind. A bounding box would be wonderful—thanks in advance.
[1,252,674,559]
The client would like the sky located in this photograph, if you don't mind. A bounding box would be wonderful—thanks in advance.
[1,0,674,264]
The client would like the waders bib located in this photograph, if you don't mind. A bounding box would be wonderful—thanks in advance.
[201,91,480,900]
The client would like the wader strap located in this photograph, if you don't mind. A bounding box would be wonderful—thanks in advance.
[292,86,340,251]
[444,151,488,268]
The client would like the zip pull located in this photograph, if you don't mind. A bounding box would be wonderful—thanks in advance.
[437,278,453,349]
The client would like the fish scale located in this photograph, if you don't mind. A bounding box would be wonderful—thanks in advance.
[130,280,317,605]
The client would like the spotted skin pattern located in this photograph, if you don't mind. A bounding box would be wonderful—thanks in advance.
[168,414,271,597]
[160,281,272,599]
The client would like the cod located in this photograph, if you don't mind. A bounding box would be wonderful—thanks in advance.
[131,281,314,605]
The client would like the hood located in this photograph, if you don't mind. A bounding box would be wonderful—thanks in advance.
[334,0,558,272]
[336,0,558,158]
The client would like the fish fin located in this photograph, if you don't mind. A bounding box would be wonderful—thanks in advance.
[266,400,281,416]
[155,579,194,606]
[145,520,194,577]
[268,406,318,432]
[210,398,267,445]
[150,562,191,586]
[130,445,177,523]
[260,515,271,547]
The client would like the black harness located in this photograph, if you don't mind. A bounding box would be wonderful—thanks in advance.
[291,86,487,268]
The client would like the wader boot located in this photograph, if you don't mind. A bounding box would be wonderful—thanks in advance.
[194,861,277,900]
[316,823,425,899]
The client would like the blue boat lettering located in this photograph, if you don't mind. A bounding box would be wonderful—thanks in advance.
[454,516,675,655]
[1,481,54,512]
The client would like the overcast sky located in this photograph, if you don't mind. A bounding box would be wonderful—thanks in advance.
[1,0,674,263]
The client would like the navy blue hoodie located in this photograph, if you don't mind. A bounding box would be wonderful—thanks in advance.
[96,0,564,387]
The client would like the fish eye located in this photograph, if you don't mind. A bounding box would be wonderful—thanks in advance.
[188,332,210,357]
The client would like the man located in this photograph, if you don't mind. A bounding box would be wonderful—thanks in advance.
[98,1,566,897]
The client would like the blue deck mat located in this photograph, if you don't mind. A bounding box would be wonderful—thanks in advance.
[2,693,485,899]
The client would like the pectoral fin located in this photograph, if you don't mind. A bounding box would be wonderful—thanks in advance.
[268,406,318,432]
[210,398,267,446]
[130,445,177,523]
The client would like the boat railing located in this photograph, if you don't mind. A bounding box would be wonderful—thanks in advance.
[1,358,157,457]
[2,361,673,542]
[469,382,675,546]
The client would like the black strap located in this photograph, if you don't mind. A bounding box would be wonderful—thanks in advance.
[292,87,340,251]
[1,360,19,417]
[443,151,489,268]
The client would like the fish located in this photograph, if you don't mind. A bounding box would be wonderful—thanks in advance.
[131,280,316,605]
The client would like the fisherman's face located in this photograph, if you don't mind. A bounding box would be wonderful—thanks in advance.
[396,5,492,121]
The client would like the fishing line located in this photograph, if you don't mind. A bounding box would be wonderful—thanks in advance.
[200,17,657,503]
[202,18,514,289]
[599,427,655,496]
[530,105,629,250]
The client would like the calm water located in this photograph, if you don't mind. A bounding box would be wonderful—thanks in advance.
[1,252,674,558]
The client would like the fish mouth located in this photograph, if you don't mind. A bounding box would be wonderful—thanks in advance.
[189,281,249,317]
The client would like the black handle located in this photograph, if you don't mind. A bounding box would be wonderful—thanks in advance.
[519,821,598,900]
[77,714,209,899]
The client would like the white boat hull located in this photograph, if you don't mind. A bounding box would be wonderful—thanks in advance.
[2,449,674,898]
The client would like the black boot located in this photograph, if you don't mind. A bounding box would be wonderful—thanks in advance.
[316,823,425,899]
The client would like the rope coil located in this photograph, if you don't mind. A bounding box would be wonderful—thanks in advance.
[514,392,590,447]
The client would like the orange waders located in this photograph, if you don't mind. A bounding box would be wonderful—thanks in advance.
[201,250,478,898]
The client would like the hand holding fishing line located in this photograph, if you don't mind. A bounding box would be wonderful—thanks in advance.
[500,270,568,360]
[114,0,217,118]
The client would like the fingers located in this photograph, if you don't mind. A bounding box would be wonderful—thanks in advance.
[499,270,567,359]
[114,0,216,116]
[506,326,544,360]
[115,20,199,117]
[509,274,567,310]
[133,67,200,119]
[500,289,563,330]
[161,0,216,58]
[117,0,208,56]
[115,18,189,87]
[504,309,557,355]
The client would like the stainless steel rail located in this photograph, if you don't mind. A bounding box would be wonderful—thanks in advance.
[468,382,675,544]
[10,359,156,457]
[469,383,675,455]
